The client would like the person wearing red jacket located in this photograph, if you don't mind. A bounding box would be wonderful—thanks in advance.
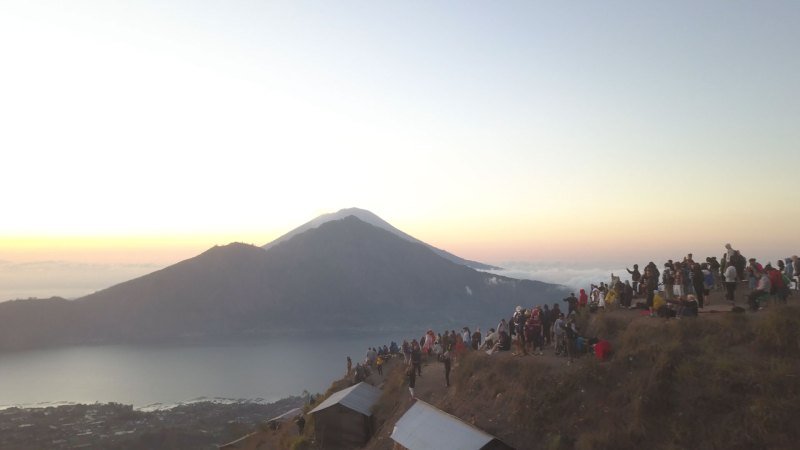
[765,264,788,303]
[579,289,588,308]
[594,339,611,361]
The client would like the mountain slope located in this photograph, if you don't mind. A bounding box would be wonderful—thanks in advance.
[0,216,565,350]
[263,208,501,270]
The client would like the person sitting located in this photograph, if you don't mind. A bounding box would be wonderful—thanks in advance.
[593,339,612,361]
[480,328,497,350]
[765,264,789,303]
[668,294,698,318]
[678,295,699,317]
[487,330,510,355]
[747,271,772,311]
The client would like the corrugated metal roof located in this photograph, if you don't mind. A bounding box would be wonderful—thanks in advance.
[390,400,496,450]
[309,382,381,416]
[268,407,302,422]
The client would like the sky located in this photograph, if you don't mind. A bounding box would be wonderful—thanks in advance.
[1,1,798,300]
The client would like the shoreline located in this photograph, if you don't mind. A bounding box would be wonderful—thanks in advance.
[0,397,305,449]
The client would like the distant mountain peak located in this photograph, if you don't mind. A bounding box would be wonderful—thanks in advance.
[262,208,501,270]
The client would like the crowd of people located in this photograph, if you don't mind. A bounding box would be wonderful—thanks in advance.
[345,244,798,398]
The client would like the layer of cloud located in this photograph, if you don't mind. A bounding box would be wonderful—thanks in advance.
[0,260,161,302]
[487,261,633,291]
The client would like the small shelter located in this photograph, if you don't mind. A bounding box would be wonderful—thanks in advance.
[309,382,381,450]
[390,400,514,450]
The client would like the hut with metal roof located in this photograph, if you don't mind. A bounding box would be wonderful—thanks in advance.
[309,382,381,450]
[390,400,514,450]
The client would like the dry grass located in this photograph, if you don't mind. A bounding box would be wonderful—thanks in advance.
[251,305,800,449]
[441,306,800,450]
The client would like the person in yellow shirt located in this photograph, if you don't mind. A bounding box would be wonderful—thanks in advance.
[651,290,666,317]
[376,355,384,376]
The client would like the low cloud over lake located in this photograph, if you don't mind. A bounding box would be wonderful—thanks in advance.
[0,260,161,301]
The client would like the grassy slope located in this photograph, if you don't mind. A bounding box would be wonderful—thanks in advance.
[259,291,800,450]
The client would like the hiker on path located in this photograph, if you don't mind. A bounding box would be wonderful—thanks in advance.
[407,364,417,398]
[442,350,452,387]
[411,340,423,376]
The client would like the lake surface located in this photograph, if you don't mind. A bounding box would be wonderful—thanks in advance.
[0,333,404,409]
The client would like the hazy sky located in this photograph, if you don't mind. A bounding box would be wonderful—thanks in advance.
[2,1,798,299]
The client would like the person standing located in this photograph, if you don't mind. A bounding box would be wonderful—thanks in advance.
[691,263,706,308]
[541,304,552,347]
[644,266,658,310]
[526,310,544,355]
[663,263,675,300]
[407,364,417,399]
[471,328,481,350]
[746,258,763,291]
[346,356,352,377]
[497,318,508,335]
[563,293,578,315]
[376,355,384,376]
[579,289,588,309]
[724,261,738,303]
[442,350,452,387]
[411,340,422,376]
[627,264,641,296]
[553,313,566,356]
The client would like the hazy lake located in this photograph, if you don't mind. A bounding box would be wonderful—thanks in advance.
[0,333,402,409]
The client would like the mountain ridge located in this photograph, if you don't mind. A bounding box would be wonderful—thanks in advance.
[0,216,565,351]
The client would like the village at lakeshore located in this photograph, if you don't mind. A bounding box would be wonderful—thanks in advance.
[4,266,800,450]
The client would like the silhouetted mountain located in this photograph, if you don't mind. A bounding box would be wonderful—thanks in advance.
[263,207,501,270]
[0,217,566,351]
